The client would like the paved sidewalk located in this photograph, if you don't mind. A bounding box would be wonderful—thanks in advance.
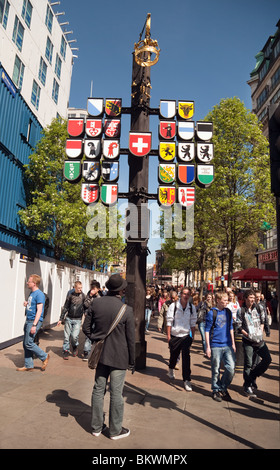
[0,317,279,451]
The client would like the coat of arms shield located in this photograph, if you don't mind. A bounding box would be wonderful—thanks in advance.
[64,161,81,182]
[81,183,99,204]
[178,187,195,207]
[82,161,100,182]
[158,186,176,207]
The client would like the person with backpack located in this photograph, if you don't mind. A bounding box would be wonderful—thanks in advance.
[196,292,214,355]
[166,287,197,391]
[237,290,272,398]
[205,291,236,402]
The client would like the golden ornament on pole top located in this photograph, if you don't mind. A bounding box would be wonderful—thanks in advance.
[134,13,160,67]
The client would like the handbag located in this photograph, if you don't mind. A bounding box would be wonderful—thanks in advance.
[88,304,127,370]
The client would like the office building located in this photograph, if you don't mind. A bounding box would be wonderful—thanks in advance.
[0,0,74,248]
[248,19,280,273]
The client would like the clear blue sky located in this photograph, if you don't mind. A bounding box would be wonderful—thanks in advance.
[56,0,279,264]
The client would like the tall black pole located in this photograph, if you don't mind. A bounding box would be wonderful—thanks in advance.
[125,51,151,370]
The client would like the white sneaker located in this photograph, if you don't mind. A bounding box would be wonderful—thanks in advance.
[167,368,175,379]
[184,380,192,391]
[110,427,130,440]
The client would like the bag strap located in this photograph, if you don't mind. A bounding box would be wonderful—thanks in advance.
[105,304,127,338]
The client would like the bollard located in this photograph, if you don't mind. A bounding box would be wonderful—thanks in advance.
[235,332,244,373]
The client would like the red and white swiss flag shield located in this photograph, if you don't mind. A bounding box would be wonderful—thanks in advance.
[129,132,152,157]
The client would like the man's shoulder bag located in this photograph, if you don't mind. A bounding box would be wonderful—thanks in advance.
[88,303,127,370]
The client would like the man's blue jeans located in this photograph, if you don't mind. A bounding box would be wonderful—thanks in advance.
[211,346,235,393]
[145,308,152,331]
[23,320,47,368]
[91,363,126,437]
[198,321,206,353]
[63,317,81,352]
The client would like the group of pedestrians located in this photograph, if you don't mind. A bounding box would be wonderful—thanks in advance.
[159,285,272,402]
[17,274,273,440]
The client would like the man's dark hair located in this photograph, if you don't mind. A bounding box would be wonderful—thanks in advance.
[90,280,100,289]
[244,289,255,299]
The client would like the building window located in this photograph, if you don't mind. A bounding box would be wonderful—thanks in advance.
[21,0,32,28]
[256,88,268,110]
[60,35,67,60]
[45,4,53,33]
[55,54,62,79]
[271,66,280,91]
[12,16,24,51]
[38,57,47,85]
[45,36,53,64]
[259,60,269,81]
[273,39,280,60]
[0,0,10,29]
[12,55,25,88]
[31,79,40,110]
[52,78,59,104]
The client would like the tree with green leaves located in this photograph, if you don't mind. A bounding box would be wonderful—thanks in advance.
[204,97,275,285]
[19,118,124,267]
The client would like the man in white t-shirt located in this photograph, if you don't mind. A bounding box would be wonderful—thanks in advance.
[166,287,197,391]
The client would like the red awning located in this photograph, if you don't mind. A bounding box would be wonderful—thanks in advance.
[231,267,278,281]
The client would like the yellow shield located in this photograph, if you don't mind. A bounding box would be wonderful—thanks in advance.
[158,186,176,206]
[178,101,194,120]
[159,142,176,161]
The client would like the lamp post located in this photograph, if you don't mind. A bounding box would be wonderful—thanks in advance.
[125,14,160,370]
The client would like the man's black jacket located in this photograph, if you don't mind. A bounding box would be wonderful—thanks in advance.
[83,294,135,369]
